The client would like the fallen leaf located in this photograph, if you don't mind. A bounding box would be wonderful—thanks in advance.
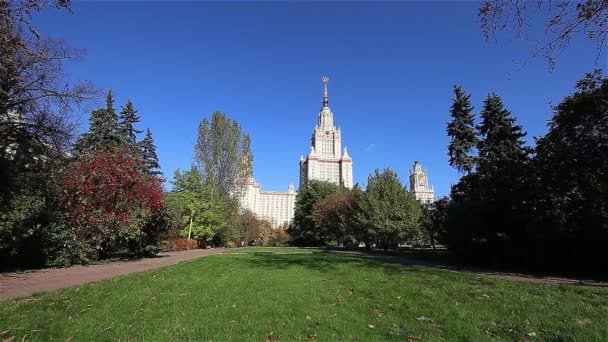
[307,333,318,340]
[266,331,279,341]
[416,316,435,324]
[306,316,312,320]
[528,332,536,337]
[368,324,375,329]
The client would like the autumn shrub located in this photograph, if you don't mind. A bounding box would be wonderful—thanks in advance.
[62,148,165,258]
[169,238,199,251]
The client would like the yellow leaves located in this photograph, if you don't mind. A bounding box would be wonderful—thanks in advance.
[265,331,279,341]
[416,316,434,324]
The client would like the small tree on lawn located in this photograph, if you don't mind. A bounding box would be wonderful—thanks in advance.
[365,169,422,250]
[169,167,224,245]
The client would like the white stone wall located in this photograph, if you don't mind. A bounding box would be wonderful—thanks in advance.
[237,179,297,228]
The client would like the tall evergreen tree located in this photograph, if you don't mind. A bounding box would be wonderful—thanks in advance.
[76,90,125,153]
[477,94,530,175]
[119,100,143,148]
[447,85,478,174]
[140,128,161,176]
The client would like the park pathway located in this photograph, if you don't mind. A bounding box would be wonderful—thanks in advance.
[0,248,227,301]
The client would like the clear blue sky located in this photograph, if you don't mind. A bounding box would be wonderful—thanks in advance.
[34,1,603,196]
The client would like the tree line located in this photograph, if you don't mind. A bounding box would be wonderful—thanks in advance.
[288,171,423,250]
[287,70,607,275]
[441,70,608,272]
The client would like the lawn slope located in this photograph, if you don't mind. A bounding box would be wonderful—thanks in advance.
[1,248,607,341]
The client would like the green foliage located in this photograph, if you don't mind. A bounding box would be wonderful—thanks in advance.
[363,169,423,250]
[532,70,608,270]
[421,197,450,249]
[447,93,532,263]
[169,167,225,243]
[288,180,341,246]
[75,91,127,153]
[118,100,143,147]
[42,222,97,267]
[0,192,47,264]
[195,111,253,196]
[140,128,162,176]
[447,85,478,174]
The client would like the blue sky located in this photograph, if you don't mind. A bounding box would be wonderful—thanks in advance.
[35,1,603,196]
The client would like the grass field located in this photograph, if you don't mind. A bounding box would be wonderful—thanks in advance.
[1,247,607,341]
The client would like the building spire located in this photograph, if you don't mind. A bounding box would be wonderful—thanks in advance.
[322,75,329,107]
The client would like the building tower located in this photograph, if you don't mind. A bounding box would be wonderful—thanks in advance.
[299,76,353,189]
[409,161,435,204]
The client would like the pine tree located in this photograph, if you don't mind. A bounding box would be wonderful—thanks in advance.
[119,100,143,148]
[76,90,126,153]
[477,93,530,175]
[447,85,478,174]
[140,128,161,176]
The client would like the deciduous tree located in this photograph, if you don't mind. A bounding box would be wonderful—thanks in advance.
[62,148,165,257]
[364,169,422,250]
[194,111,252,197]
[479,0,608,68]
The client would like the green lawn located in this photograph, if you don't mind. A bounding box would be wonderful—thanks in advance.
[1,248,607,341]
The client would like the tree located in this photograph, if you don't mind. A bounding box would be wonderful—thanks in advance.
[258,220,272,246]
[313,189,357,246]
[447,85,478,174]
[1,0,95,202]
[194,111,253,197]
[269,227,290,246]
[421,197,450,250]
[364,169,422,250]
[75,91,125,153]
[479,0,608,68]
[0,0,97,268]
[288,180,340,246]
[447,94,532,263]
[169,167,224,244]
[119,100,143,148]
[62,148,165,257]
[533,70,608,270]
[140,128,161,176]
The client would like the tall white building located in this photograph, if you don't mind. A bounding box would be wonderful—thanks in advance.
[409,161,435,204]
[299,76,353,189]
[237,175,297,228]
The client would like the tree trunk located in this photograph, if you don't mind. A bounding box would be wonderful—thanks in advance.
[188,212,193,245]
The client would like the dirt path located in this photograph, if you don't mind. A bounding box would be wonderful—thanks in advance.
[0,248,228,301]
[328,250,608,288]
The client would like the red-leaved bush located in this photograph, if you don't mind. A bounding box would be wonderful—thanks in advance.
[62,148,164,254]
[170,238,199,251]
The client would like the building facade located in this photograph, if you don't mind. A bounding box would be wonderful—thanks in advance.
[299,76,353,189]
[237,176,297,228]
[409,161,435,204]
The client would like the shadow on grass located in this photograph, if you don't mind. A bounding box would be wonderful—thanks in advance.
[238,249,608,288]
[240,251,429,278]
